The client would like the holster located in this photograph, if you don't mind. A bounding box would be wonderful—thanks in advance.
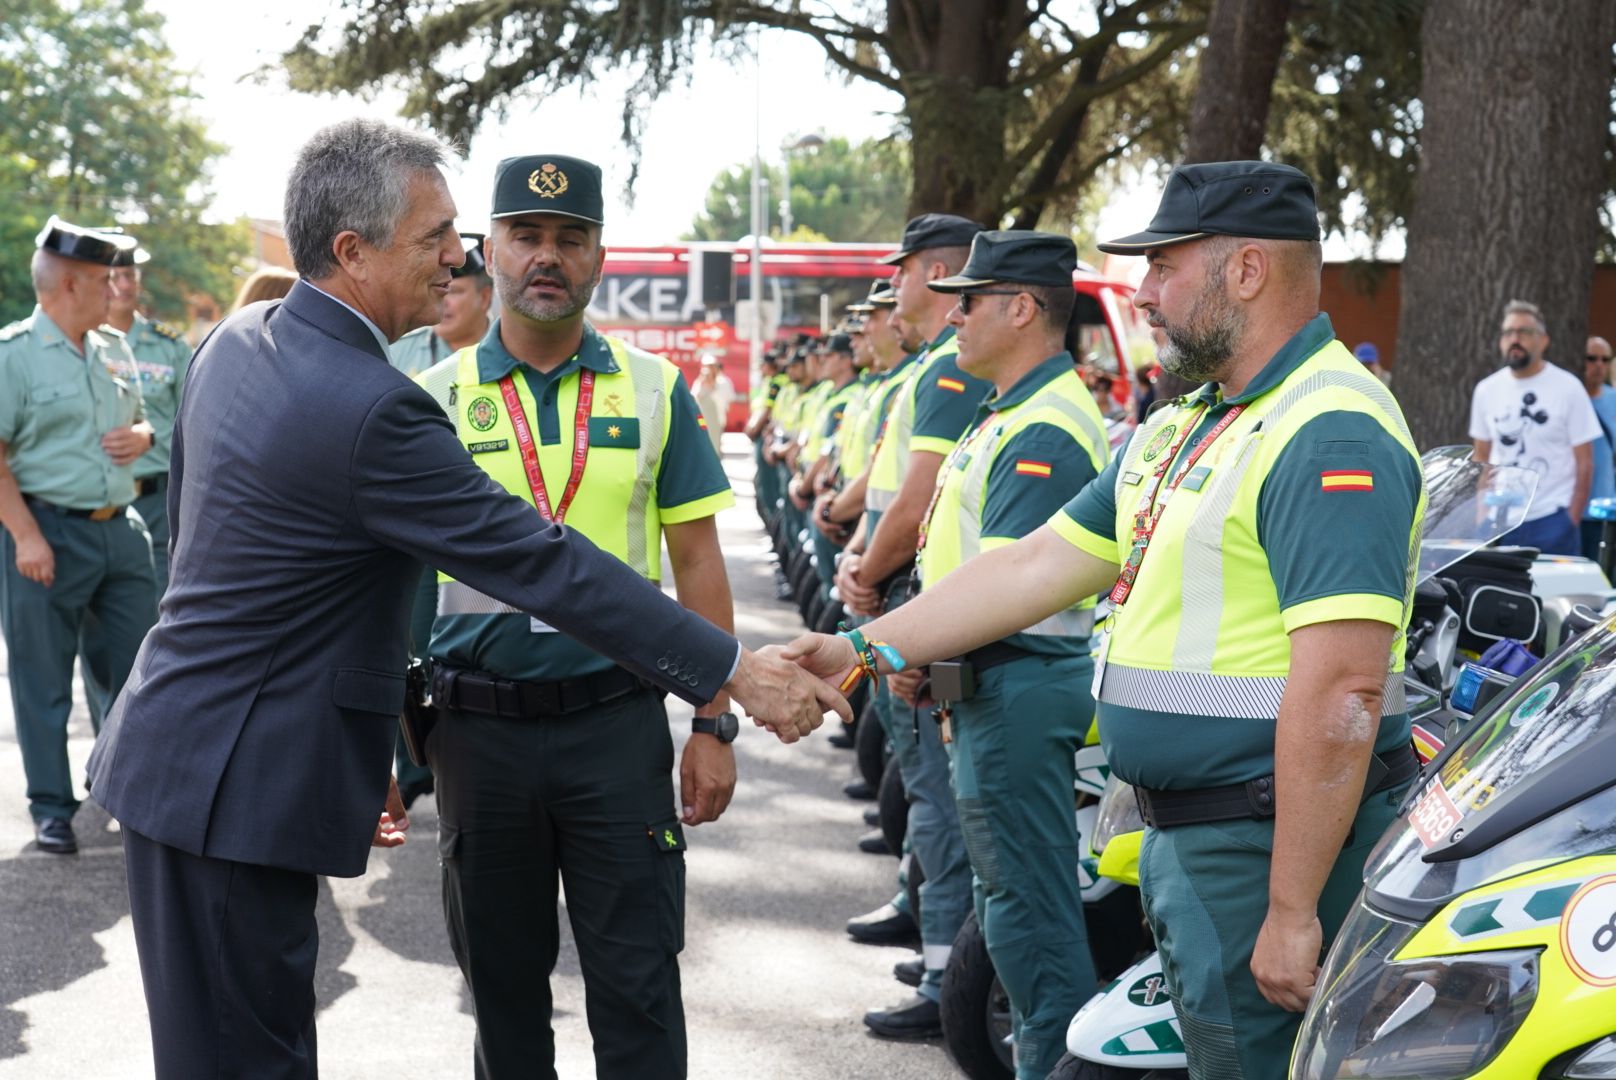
[398,658,438,768]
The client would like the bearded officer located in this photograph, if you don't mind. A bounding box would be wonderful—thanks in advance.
[889,230,1110,1078]
[414,155,738,1079]
[389,232,493,376]
[783,162,1425,1079]
[0,218,158,854]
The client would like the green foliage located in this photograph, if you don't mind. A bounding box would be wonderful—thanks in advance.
[684,136,910,242]
[0,0,249,325]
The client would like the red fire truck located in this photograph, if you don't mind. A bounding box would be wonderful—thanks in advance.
[587,242,1153,431]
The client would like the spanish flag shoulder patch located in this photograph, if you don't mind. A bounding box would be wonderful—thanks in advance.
[1015,460,1053,477]
[1320,469,1373,493]
[937,377,966,393]
[696,414,709,429]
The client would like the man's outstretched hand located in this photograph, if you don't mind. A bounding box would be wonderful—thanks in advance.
[725,645,851,743]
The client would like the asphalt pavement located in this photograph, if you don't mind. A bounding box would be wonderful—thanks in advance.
[0,434,955,1079]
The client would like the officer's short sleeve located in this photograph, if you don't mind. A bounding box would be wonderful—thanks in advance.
[981,424,1101,547]
[0,345,21,444]
[1046,433,1127,563]
[658,372,734,523]
[910,353,992,456]
[1259,411,1420,632]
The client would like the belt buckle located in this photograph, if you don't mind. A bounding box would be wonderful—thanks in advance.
[88,506,119,522]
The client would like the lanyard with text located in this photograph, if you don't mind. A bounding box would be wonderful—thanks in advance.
[1109,402,1247,606]
[498,369,596,523]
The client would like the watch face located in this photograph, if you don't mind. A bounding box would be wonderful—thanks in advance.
[717,712,740,743]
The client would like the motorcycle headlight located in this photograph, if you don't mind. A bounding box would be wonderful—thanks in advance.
[1551,1036,1616,1079]
[1292,902,1538,1080]
[1091,775,1143,855]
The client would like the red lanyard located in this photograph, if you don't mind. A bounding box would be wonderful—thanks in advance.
[1110,403,1246,606]
[917,412,995,555]
[498,369,595,523]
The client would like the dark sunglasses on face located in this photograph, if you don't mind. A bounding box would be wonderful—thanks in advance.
[1588,354,1611,363]
[957,289,1047,316]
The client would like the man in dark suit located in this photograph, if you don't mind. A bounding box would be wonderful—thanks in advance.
[85,118,846,1079]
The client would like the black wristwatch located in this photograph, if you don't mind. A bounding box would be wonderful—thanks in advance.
[692,712,739,744]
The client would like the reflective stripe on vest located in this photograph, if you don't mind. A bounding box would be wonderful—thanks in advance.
[434,336,672,618]
[866,337,959,510]
[922,368,1108,638]
[1098,340,1424,719]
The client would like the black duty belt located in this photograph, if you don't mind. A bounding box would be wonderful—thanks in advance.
[1134,747,1420,829]
[23,495,125,522]
[135,476,165,498]
[431,663,658,719]
[960,641,1035,675]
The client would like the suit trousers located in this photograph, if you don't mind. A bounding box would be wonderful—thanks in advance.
[1,506,155,820]
[122,826,320,1079]
[431,687,687,1080]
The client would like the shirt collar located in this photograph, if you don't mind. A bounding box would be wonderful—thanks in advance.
[987,351,1075,411]
[475,319,619,384]
[1186,312,1337,408]
[926,324,957,353]
[304,282,391,356]
[29,306,80,353]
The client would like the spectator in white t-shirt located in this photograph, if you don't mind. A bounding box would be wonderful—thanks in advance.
[1470,299,1601,556]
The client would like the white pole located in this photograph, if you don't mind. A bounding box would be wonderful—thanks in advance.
[749,31,765,382]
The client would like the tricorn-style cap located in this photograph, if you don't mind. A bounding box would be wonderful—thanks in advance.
[452,232,488,279]
[928,230,1077,292]
[491,155,604,224]
[1098,161,1320,255]
[879,213,983,265]
[94,228,152,268]
[35,216,138,266]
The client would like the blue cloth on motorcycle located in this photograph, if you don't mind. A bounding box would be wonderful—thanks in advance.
[1477,638,1537,677]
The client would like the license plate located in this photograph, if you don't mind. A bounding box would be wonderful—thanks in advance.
[1408,780,1464,849]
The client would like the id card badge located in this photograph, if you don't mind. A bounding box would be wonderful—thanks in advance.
[1091,629,1111,699]
[529,617,559,634]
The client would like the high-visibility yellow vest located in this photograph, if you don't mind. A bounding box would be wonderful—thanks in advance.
[430,335,680,617]
[866,335,960,510]
[832,374,877,470]
[802,377,861,462]
[1097,339,1425,719]
[919,366,1109,638]
[772,381,803,435]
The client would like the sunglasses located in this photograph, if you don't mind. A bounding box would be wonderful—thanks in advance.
[1588,354,1612,363]
[957,290,1046,316]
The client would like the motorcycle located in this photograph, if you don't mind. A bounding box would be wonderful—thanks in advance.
[1048,448,1543,1080]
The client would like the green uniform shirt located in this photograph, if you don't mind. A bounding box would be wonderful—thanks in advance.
[429,321,733,682]
[389,325,456,377]
[0,307,145,509]
[908,327,993,458]
[1052,314,1421,788]
[113,312,190,479]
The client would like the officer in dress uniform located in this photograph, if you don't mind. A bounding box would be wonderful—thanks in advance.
[0,218,159,854]
[414,155,739,1079]
[896,231,1112,1078]
[785,163,1426,1080]
[388,233,493,377]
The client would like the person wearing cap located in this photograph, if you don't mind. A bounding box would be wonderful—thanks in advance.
[878,229,1111,1078]
[1352,340,1389,386]
[692,352,736,455]
[789,333,860,599]
[744,346,787,525]
[412,153,742,1079]
[389,233,494,376]
[836,213,992,1037]
[0,217,158,855]
[85,121,844,1079]
[783,162,1425,1079]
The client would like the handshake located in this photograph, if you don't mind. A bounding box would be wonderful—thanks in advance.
[722,634,870,743]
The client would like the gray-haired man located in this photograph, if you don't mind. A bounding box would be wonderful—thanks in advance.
[86,118,847,1079]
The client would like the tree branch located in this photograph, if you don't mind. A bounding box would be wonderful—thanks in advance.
[729,3,901,89]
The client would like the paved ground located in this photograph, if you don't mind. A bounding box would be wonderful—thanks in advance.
[0,435,955,1078]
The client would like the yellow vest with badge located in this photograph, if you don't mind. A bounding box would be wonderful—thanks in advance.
[920,366,1109,637]
[867,336,960,510]
[433,335,678,618]
[1097,339,1424,719]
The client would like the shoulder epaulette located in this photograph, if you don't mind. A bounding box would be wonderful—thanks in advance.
[150,320,185,341]
[0,321,27,343]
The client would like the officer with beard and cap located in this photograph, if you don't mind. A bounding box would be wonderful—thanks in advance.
[0,217,158,855]
[412,155,738,1079]
[782,162,1426,1079]
[389,233,494,376]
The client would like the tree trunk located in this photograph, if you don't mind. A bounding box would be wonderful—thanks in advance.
[1396,0,1616,449]
[1183,0,1294,163]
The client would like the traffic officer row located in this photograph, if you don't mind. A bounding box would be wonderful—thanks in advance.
[782,161,1426,1080]
[410,154,739,1080]
[0,218,161,854]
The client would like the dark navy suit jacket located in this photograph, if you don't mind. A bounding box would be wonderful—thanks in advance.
[87,282,737,877]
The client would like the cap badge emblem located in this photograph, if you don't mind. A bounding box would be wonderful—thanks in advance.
[528,163,569,199]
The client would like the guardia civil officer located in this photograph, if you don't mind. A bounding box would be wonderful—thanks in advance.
[785,162,1425,1079]
[389,232,493,376]
[893,231,1111,1078]
[0,218,158,854]
[836,213,993,1037]
[415,155,738,1079]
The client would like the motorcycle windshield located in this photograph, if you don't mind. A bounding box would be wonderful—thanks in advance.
[1366,616,1616,914]
[1415,446,1537,585]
